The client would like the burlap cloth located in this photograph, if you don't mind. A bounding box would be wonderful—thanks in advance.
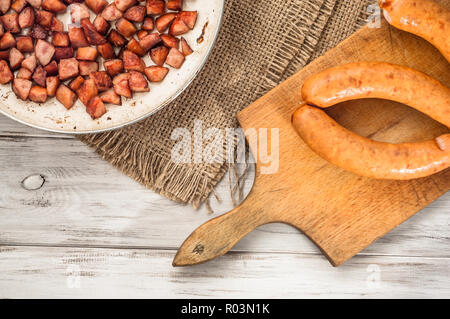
[79,0,374,208]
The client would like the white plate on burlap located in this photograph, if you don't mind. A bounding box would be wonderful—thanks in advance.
[0,0,224,134]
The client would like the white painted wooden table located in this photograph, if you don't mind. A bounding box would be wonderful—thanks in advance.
[0,114,449,298]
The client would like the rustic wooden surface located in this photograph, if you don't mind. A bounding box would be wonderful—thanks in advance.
[0,113,449,298]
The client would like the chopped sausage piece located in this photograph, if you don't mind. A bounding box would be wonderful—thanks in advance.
[68,27,89,48]
[115,18,137,38]
[123,50,145,73]
[56,84,77,109]
[76,77,97,105]
[79,60,98,75]
[137,30,148,40]
[46,75,59,96]
[85,0,107,14]
[155,13,176,32]
[146,0,164,16]
[0,0,10,14]
[0,60,13,83]
[180,37,193,56]
[58,57,79,80]
[52,32,69,47]
[35,10,54,28]
[124,5,145,22]
[86,96,106,119]
[89,70,111,91]
[0,32,16,49]
[18,7,34,28]
[35,39,55,66]
[41,0,66,13]
[100,89,121,105]
[101,3,122,21]
[169,17,189,36]
[128,70,149,92]
[30,25,49,39]
[179,11,197,29]
[139,32,160,51]
[150,46,168,66]
[54,46,74,61]
[107,29,126,46]
[44,60,58,75]
[11,0,27,13]
[9,47,24,69]
[0,50,8,60]
[160,34,179,49]
[29,86,47,102]
[165,47,184,68]
[113,78,131,97]
[21,54,36,71]
[26,0,42,8]
[50,17,64,32]
[126,38,145,56]
[115,0,135,11]
[103,59,123,76]
[16,36,34,53]
[81,18,107,45]
[32,65,47,86]
[93,15,109,35]
[68,75,84,90]
[17,67,32,80]
[70,3,90,23]
[141,17,154,31]
[167,0,182,11]
[96,42,115,59]
[12,78,32,100]
[76,46,98,60]
[1,13,20,33]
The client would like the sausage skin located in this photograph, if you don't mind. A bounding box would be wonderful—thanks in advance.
[292,105,450,180]
[302,62,450,128]
[379,0,450,62]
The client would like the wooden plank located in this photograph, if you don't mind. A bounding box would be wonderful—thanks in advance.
[0,246,448,298]
[0,135,448,258]
[0,115,71,139]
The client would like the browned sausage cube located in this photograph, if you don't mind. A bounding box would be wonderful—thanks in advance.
[26,0,41,8]
[150,46,169,67]
[30,25,48,39]
[169,17,189,36]
[0,32,15,50]
[41,0,66,13]
[35,39,55,66]
[126,38,145,56]
[12,78,32,100]
[96,42,115,59]
[70,3,90,23]
[79,61,98,76]
[76,46,98,61]
[68,75,84,91]
[29,86,47,103]
[139,33,160,51]
[44,60,58,75]
[68,27,89,48]
[21,54,36,72]
[93,15,110,35]
[58,57,79,80]
[107,29,126,46]
[86,96,106,119]
[85,0,107,14]
[146,0,164,16]
[17,67,33,80]
[81,18,107,45]
[100,89,121,105]
[115,0,135,11]
[35,10,54,29]
[165,47,185,69]
[123,50,145,73]
[52,32,69,47]
[56,84,77,109]
[161,34,179,49]
[155,13,176,32]
[46,76,59,96]
[1,13,20,33]
[115,18,137,38]
[51,17,64,32]
[77,77,98,105]
[179,11,197,29]
[124,5,145,22]
[11,0,27,13]
[180,37,193,56]
[16,36,34,53]
[167,0,182,11]
[89,71,111,91]
[54,46,74,61]
[103,59,123,77]
[101,3,122,21]
[18,7,35,28]
[113,78,131,98]
[32,65,47,87]
[9,47,24,69]
[0,0,10,13]
[144,66,169,82]
[137,30,148,40]
[128,71,149,92]
[141,17,154,31]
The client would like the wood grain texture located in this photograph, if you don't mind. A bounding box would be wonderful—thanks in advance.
[174,19,450,267]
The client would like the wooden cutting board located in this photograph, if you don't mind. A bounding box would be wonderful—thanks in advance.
[173,18,450,267]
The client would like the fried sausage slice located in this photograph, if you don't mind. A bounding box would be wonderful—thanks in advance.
[29,86,47,102]
[86,96,106,119]
[18,7,34,28]
[89,71,111,91]
[128,70,149,92]
[56,84,77,109]
[100,88,121,105]
[124,6,145,22]
[79,60,98,75]
[165,47,184,68]
[46,75,59,96]
[12,78,32,100]
[58,57,79,80]
[81,18,107,45]
[97,42,115,59]
[85,0,107,14]
[103,59,123,76]
[35,39,55,66]
[123,50,145,73]
[9,47,24,69]
[101,3,123,21]
[144,66,168,82]
[77,77,98,105]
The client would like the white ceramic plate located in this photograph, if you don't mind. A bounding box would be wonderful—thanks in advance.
[0,0,224,134]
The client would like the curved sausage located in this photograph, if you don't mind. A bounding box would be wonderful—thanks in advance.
[379,0,450,62]
[292,105,450,180]
[301,62,450,128]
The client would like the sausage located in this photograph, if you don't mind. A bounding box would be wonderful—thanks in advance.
[58,57,79,80]
[144,66,169,82]
[89,71,112,91]
[301,62,450,128]
[128,71,149,92]
[123,50,145,73]
[379,0,450,62]
[292,105,450,180]
[165,48,185,68]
